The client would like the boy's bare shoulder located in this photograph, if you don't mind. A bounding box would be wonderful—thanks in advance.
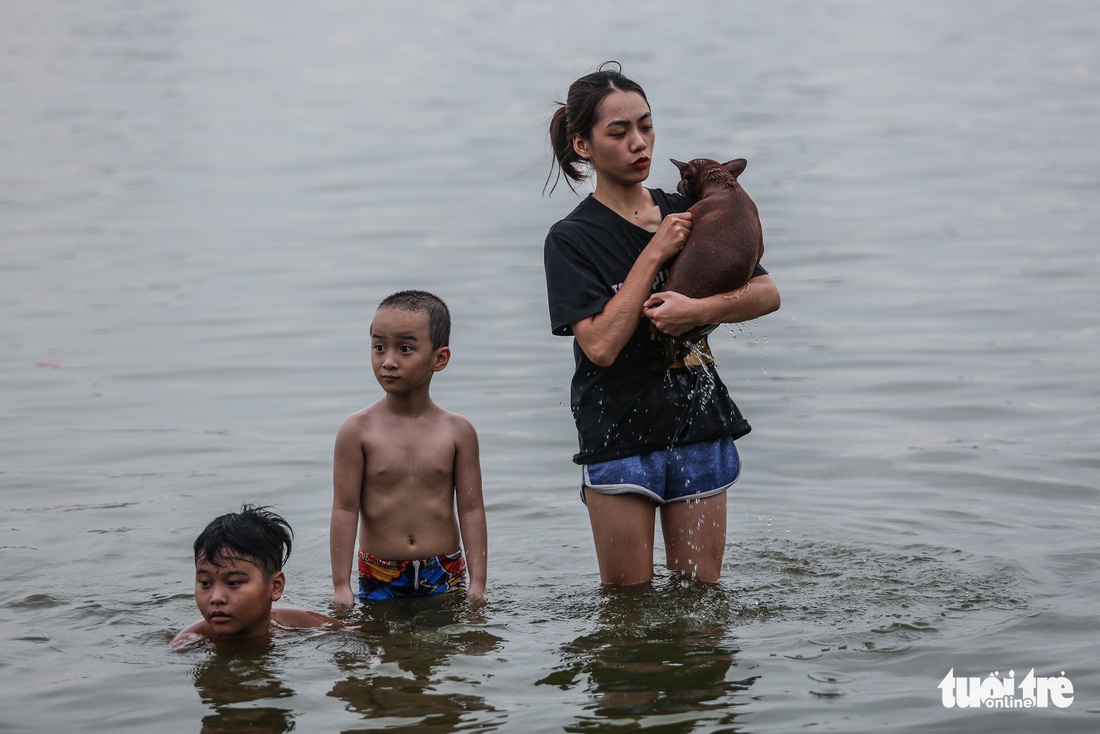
[171,619,212,647]
[339,401,475,443]
[436,405,478,438]
[337,400,386,430]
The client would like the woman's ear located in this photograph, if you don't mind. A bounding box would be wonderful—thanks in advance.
[572,135,591,160]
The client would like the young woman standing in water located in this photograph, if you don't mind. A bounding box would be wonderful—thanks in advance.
[543,62,780,586]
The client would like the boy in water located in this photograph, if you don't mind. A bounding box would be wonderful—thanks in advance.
[173,504,339,646]
[330,290,487,607]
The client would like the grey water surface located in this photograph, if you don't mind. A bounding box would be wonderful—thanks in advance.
[2,1,1098,732]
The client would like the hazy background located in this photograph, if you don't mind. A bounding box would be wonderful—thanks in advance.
[2,2,1098,731]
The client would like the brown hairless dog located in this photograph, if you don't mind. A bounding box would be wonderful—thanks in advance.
[655,157,764,366]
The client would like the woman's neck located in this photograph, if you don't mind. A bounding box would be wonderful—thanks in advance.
[593,184,660,231]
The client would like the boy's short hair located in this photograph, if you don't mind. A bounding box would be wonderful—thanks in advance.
[193,504,293,578]
[377,290,451,349]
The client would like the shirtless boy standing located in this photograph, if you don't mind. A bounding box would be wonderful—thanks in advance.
[329,290,487,607]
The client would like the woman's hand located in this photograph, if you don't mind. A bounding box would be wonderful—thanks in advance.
[645,274,781,336]
[642,290,698,336]
[645,210,694,262]
[571,211,694,366]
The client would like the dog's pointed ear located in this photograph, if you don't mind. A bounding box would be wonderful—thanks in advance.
[671,158,689,173]
[723,159,748,177]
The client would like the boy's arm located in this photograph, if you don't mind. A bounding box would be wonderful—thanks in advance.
[330,417,363,610]
[272,607,344,630]
[454,418,487,603]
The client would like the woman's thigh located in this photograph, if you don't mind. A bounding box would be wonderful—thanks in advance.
[660,491,727,582]
[583,487,657,586]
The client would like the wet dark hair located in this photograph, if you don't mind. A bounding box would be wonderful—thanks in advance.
[377,289,451,349]
[193,504,292,578]
[546,60,649,195]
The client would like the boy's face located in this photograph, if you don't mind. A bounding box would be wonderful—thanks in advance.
[194,552,285,640]
[370,307,450,394]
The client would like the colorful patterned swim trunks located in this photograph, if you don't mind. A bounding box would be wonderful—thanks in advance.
[357,549,467,601]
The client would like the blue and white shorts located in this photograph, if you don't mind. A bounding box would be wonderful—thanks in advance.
[582,436,741,505]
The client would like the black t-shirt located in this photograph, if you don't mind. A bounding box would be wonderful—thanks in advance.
[544,188,764,464]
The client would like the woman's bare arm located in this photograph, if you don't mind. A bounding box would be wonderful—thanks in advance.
[572,211,694,366]
[642,273,780,337]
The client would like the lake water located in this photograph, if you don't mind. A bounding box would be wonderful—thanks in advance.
[2,1,1098,732]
